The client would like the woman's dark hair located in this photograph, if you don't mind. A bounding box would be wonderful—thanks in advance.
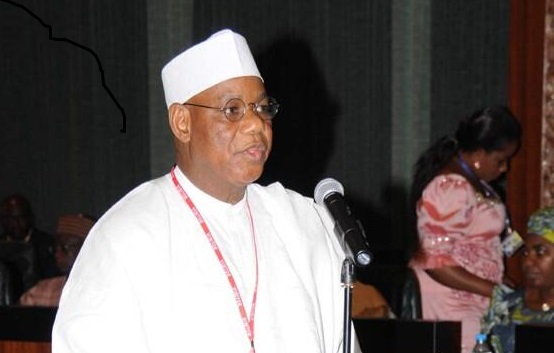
[410,105,522,207]
[406,106,522,258]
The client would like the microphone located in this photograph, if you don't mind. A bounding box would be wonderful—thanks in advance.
[314,178,372,267]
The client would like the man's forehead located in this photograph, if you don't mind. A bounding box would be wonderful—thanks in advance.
[1,199,26,214]
[56,233,83,242]
[195,76,265,99]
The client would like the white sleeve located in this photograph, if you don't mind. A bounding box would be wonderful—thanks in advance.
[52,227,149,353]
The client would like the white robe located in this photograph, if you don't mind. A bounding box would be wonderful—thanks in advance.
[52,168,361,353]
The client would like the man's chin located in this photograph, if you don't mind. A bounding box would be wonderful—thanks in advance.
[242,171,264,185]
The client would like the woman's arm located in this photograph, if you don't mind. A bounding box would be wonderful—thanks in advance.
[425,266,496,297]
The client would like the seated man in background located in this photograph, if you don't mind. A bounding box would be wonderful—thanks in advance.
[481,206,554,353]
[19,214,95,306]
[0,194,58,300]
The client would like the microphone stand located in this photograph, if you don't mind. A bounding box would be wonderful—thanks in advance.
[341,257,356,353]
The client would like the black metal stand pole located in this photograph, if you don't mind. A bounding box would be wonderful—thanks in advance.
[341,257,356,353]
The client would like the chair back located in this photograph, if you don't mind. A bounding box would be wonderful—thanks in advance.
[0,261,14,305]
[399,268,422,319]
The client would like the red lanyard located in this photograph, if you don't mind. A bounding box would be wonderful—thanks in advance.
[171,167,259,352]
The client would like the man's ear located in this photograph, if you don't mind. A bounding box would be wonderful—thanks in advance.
[168,103,191,143]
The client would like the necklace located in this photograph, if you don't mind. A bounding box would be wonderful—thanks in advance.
[541,302,551,312]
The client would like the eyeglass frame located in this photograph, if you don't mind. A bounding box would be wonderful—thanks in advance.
[182,96,280,122]
[56,241,84,255]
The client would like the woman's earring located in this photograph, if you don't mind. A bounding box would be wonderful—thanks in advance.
[474,161,481,170]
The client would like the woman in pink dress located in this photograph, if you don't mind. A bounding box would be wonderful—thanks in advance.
[409,106,522,353]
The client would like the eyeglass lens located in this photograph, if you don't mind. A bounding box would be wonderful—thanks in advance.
[223,97,279,122]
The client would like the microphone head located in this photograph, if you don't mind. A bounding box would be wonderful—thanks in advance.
[314,178,344,205]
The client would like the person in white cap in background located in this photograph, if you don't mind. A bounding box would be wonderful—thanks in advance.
[19,214,95,307]
[52,29,361,353]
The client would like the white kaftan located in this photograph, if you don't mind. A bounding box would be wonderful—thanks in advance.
[52,167,361,353]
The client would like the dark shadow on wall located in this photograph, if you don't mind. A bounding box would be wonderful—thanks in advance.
[352,181,418,316]
[386,182,419,264]
[223,30,416,312]
[0,1,149,233]
[254,32,417,269]
[347,181,415,267]
[255,33,339,198]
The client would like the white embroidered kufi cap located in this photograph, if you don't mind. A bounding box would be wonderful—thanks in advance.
[57,214,96,239]
[161,29,263,107]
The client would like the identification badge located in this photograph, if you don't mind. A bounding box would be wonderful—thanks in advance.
[502,230,523,256]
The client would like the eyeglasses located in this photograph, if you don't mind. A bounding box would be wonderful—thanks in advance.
[183,96,279,122]
[56,241,83,255]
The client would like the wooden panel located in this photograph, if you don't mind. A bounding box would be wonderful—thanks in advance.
[0,307,55,353]
[507,0,546,286]
[0,306,56,342]
[0,341,51,353]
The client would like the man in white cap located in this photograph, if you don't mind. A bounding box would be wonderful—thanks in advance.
[52,29,360,353]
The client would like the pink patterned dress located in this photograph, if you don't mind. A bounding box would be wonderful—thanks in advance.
[409,174,505,353]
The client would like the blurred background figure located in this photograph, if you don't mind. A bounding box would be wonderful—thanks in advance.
[352,281,395,319]
[19,214,95,306]
[408,106,522,353]
[482,206,554,353]
[0,194,58,302]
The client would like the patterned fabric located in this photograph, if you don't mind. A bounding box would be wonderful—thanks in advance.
[527,207,554,243]
[19,276,67,307]
[482,287,554,353]
[410,174,506,353]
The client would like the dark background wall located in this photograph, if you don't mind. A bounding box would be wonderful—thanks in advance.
[431,2,510,137]
[193,0,509,264]
[0,0,509,267]
[0,0,149,230]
